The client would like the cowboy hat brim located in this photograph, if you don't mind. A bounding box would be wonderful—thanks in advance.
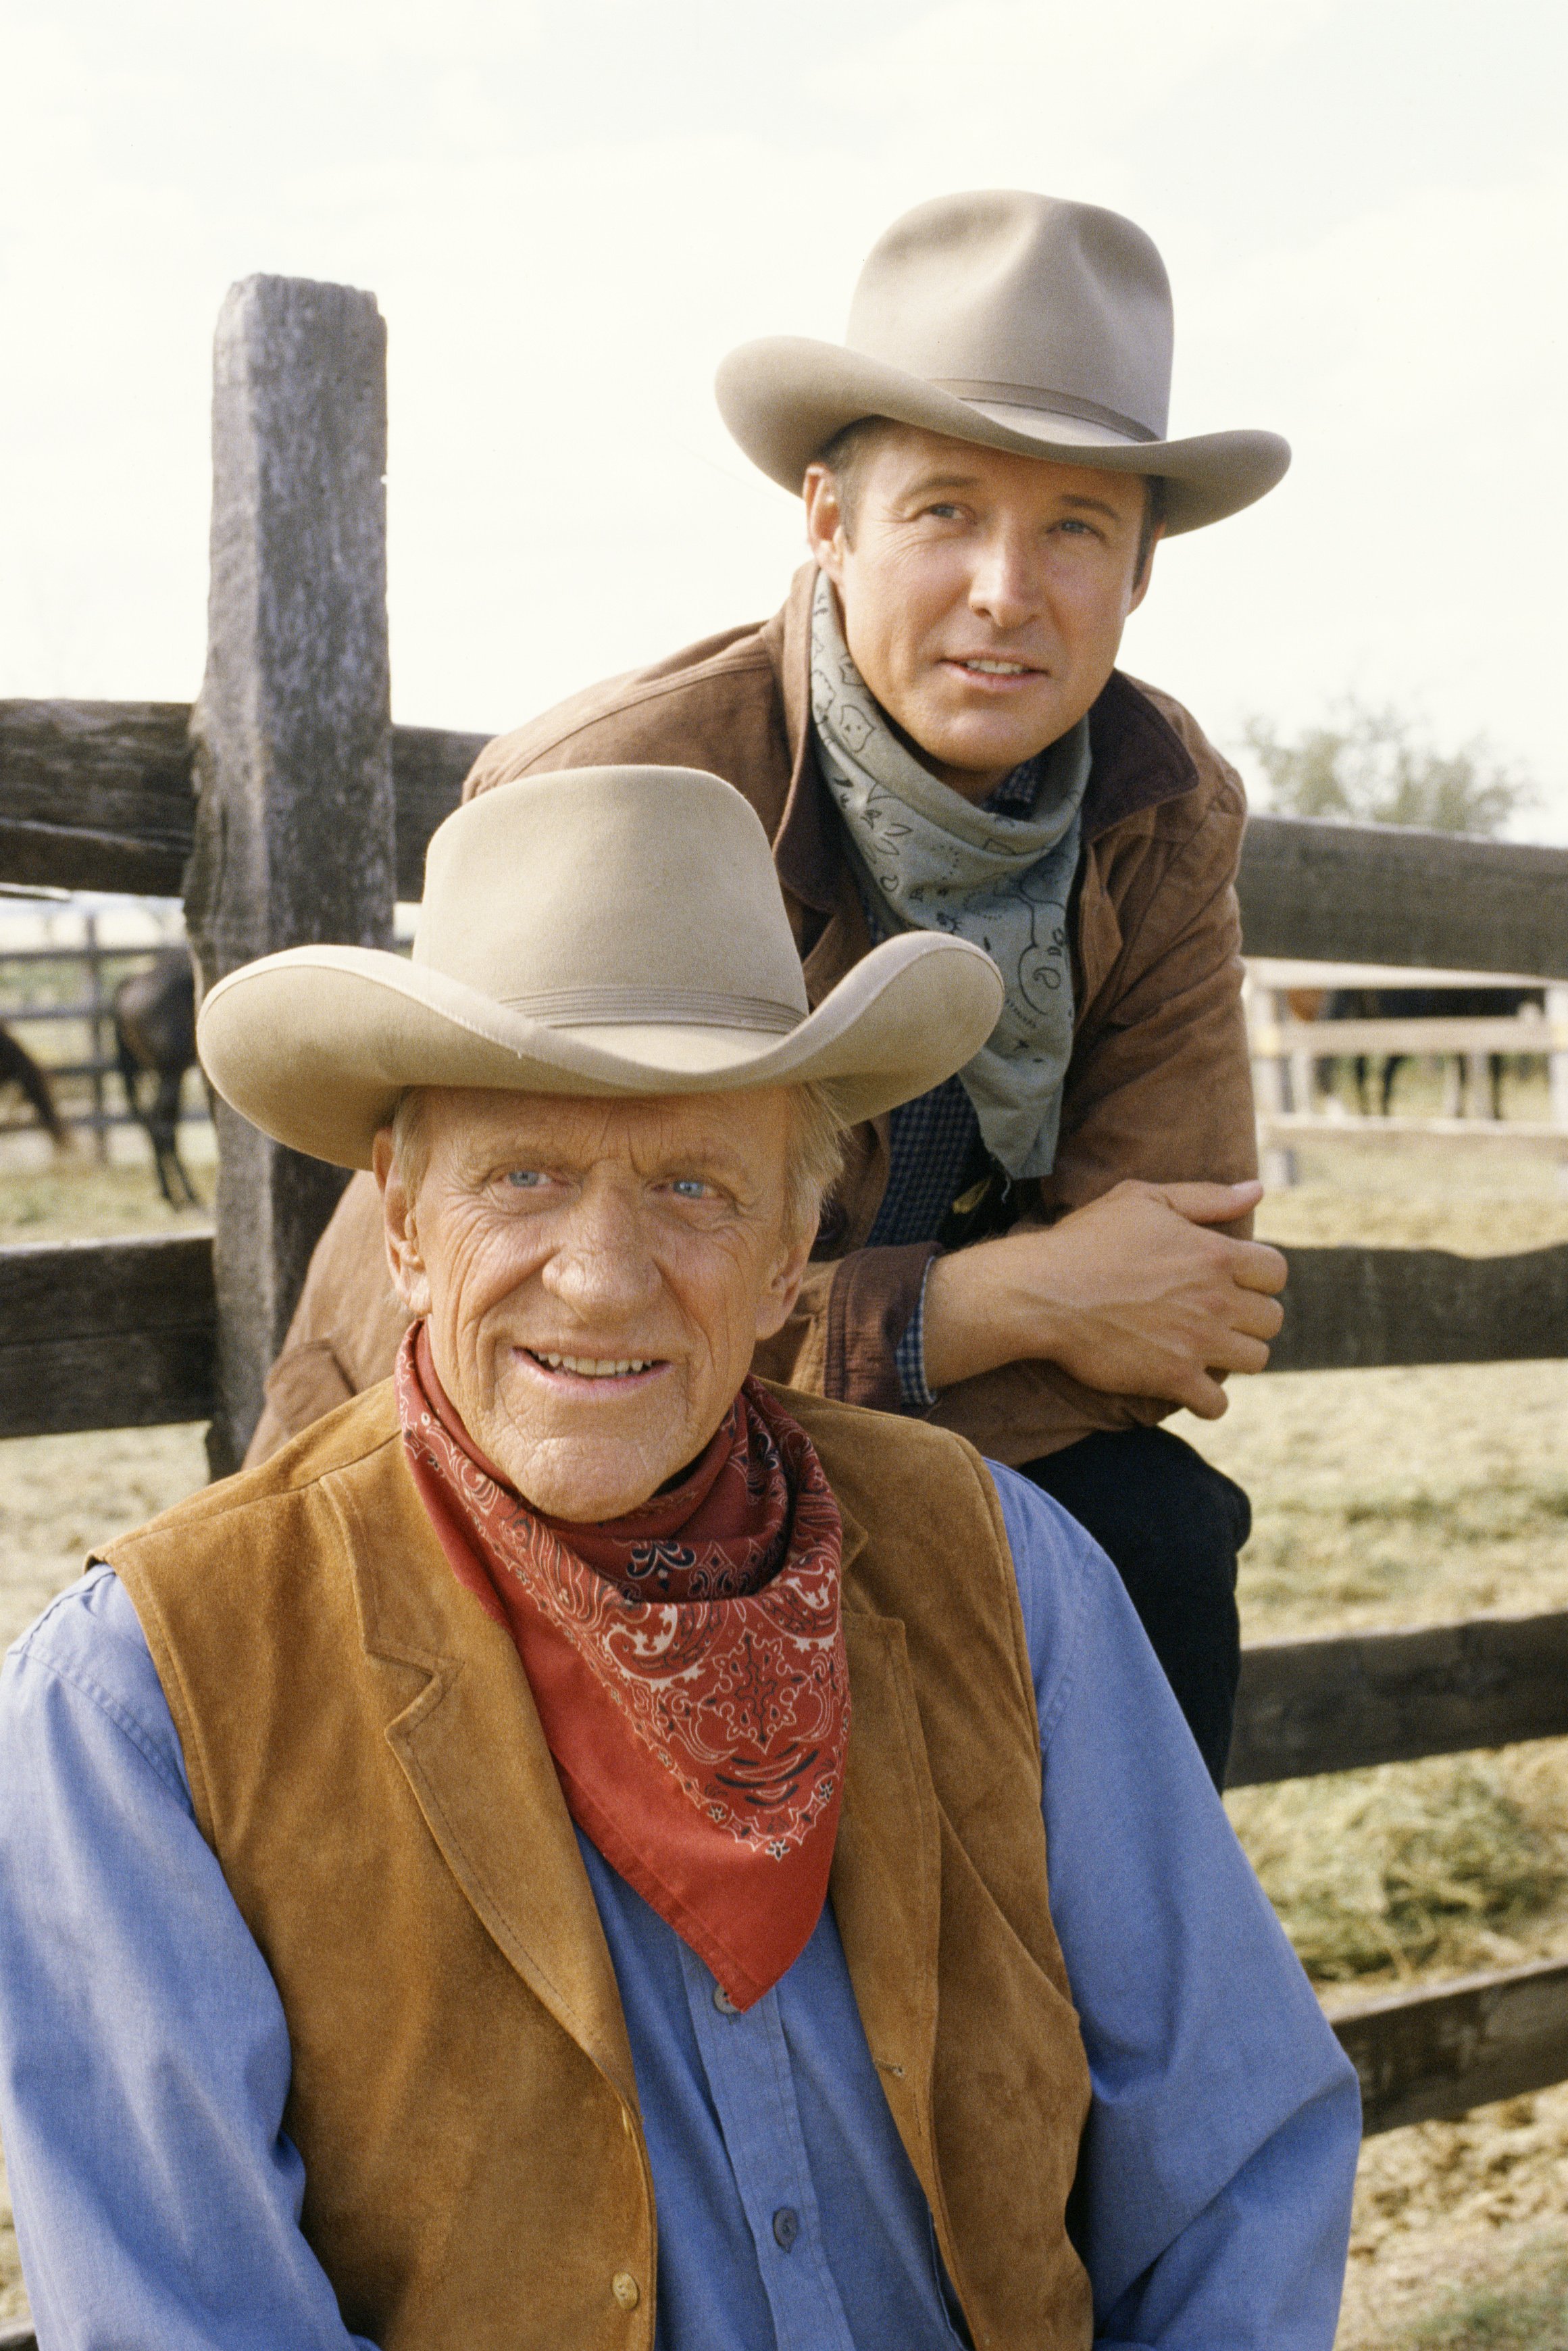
[715,337,1290,533]
[197,929,1006,1170]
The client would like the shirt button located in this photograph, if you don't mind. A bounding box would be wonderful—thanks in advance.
[772,2206,800,2251]
[712,1983,740,2014]
[611,2271,640,2310]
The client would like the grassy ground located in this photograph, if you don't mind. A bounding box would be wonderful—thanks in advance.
[1,1133,1567,2337]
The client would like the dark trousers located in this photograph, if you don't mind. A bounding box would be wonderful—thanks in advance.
[1021,1425,1250,1789]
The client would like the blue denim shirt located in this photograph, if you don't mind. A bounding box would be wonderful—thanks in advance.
[0,1466,1359,2350]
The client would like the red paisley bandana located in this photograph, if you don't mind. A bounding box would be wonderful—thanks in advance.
[395,1325,847,2009]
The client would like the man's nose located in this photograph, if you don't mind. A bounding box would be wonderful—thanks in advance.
[540,1188,660,1314]
[967,528,1040,630]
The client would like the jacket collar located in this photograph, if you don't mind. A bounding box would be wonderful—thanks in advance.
[760,562,1200,915]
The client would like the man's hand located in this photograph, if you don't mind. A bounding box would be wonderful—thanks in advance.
[921,1178,1287,1417]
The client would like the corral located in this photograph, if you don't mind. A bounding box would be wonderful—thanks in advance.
[2,274,1567,2346]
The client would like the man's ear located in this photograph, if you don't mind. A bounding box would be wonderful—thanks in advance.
[753,1220,817,1345]
[374,1128,432,1316]
[802,463,849,589]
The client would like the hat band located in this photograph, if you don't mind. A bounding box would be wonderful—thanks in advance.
[497,985,804,1035]
[931,380,1159,445]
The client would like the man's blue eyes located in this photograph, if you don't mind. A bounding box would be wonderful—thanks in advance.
[501,1172,709,1197]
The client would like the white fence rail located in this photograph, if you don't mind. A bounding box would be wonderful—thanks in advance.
[1244,959,1568,1186]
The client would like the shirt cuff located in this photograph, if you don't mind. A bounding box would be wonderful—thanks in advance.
[894,1258,937,1413]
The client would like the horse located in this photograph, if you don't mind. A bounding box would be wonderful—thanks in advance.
[1319,985,1545,1118]
[0,1022,67,1145]
[113,948,201,1208]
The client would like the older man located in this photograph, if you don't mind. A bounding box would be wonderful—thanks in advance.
[0,770,1355,2349]
[251,192,1287,1787]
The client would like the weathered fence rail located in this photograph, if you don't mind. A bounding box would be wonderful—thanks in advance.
[1228,1612,1568,1786]
[1334,1958,1568,2137]
[2,1233,1559,1438]
[1269,1240,1568,1370]
[0,1235,216,1435]
[0,700,483,903]
[2,272,1566,2206]
[7,701,1568,983]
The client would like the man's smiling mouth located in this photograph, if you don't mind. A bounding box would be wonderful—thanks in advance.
[522,1349,661,1381]
[945,655,1046,682]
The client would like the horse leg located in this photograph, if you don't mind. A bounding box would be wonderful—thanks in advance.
[19,1054,66,1147]
[1380,1056,1403,1117]
[120,1041,174,1206]
[154,1071,199,1208]
[1353,1055,1371,1116]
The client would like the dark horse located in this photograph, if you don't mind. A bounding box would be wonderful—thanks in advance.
[114,948,201,1208]
[0,1023,67,1144]
[1323,986,1546,1117]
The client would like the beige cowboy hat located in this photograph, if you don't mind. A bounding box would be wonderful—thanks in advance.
[717,189,1288,533]
[197,765,1005,1169]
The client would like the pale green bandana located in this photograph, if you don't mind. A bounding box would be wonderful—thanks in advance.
[810,572,1090,1181]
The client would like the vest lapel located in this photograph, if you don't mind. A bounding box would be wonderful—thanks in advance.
[334,1457,640,2111]
[830,1504,947,2223]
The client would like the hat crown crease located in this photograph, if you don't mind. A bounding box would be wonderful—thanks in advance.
[845,191,1173,444]
[414,768,811,1022]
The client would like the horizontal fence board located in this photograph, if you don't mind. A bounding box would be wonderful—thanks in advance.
[1269,1242,1568,1369]
[1335,1957,1568,2134]
[390,724,490,898]
[9,706,1568,974]
[0,1237,1562,1439]
[0,1235,215,1437]
[1238,814,1568,981]
[1263,1016,1563,1056]
[1259,1112,1568,1154]
[1248,958,1558,991]
[0,701,488,901]
[0,699,195,895]
[1229,1612,1568,1786]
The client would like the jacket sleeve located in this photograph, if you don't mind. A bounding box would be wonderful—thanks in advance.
[244,1172,410,1468]
[926,783,1259,1466]
[752,1244,937,1414]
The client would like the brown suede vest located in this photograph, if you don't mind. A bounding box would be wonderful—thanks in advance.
[109,1382,1092,2350]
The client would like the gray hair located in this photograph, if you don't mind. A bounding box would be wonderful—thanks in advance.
[388,1081,847,1245]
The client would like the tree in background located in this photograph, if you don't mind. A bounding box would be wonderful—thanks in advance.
[1242,700,1535,837]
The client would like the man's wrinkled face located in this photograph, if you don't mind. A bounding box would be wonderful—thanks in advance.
[375,1087,812,1523]
[804,424,1157,803]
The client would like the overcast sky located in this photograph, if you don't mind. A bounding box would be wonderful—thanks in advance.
[3,0,1565,834]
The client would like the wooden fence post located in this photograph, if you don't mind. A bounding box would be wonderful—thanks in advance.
[185,276,394,1475]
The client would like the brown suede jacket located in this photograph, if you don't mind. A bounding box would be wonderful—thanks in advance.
[249,564,1257,1471]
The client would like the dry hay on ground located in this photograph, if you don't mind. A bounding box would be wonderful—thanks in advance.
[0,1155,211,1244]
[2,1141,1567,2337]
[1336,2090,1568,2348]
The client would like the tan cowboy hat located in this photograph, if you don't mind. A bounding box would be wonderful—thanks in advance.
[717,190,1288,533]
[197,765,1005,1169]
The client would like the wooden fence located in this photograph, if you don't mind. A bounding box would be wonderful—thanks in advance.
[2,274,1568,2158]
[1244,956,1568,1187]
